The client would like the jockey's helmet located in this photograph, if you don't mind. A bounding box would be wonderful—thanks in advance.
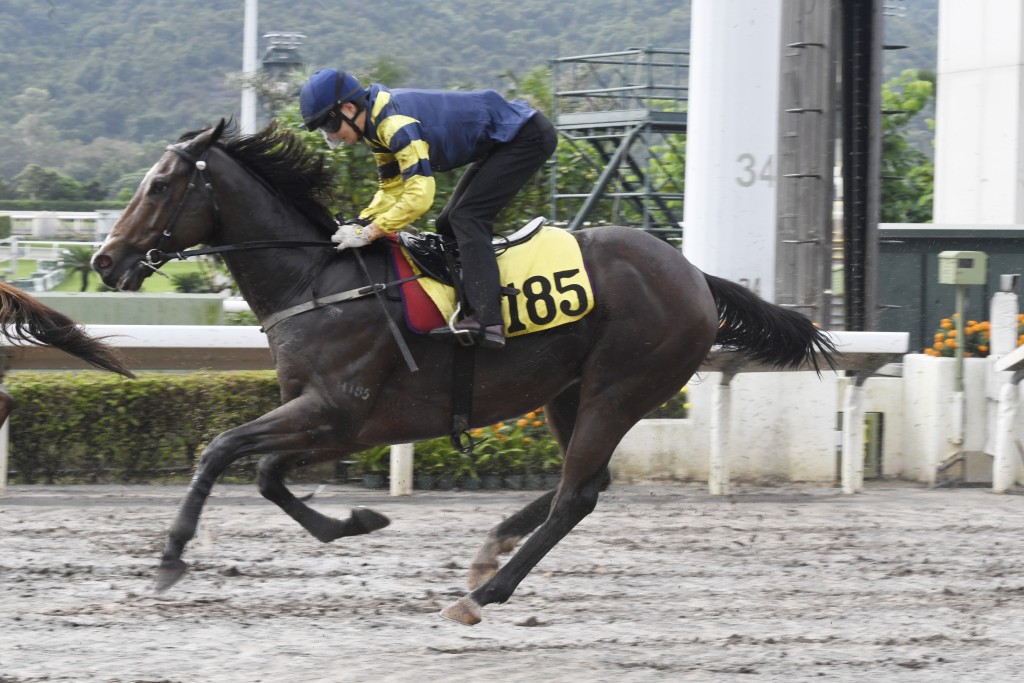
[299,69,368,132]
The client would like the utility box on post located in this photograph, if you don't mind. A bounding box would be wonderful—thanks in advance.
[938,250,988,285]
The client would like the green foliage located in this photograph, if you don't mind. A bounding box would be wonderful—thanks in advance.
[0,215,10,239]
[880,69,935,223]
[7,371,280,483]
[58,245,96,292]
[645,387,690,419]
[171,271,218,293]
[0,200,124,211]
[0,0,692,201]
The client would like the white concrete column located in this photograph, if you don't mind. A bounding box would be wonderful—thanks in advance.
[684,0,783,301]
[934,0,1024,223]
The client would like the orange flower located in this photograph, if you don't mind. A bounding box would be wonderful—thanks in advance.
[979,345,989,353]
[532,420,543,427]
[517,419,528,427]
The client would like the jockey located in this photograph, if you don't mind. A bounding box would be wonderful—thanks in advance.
[299,68,558,350]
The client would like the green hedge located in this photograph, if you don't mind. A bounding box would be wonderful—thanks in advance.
[6,372,688,487]
[7,371,280,484]
[0,215,10,239]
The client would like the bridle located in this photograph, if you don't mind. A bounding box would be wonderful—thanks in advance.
[137,141,421,372]
[141,144,222,276]
[142,143,334,274]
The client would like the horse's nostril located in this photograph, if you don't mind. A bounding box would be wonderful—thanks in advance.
[93,254,112,270]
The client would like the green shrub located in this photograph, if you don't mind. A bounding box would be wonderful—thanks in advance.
[0,215,10,239]
[7,371,280,483]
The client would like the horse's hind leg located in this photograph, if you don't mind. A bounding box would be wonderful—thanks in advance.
[467,386,582,589]
[257,452,389,543]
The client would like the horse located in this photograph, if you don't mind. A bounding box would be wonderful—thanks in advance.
[91,119,836,625]
[0,281,135,425]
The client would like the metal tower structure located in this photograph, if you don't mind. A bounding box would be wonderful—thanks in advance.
[550,48,688,245]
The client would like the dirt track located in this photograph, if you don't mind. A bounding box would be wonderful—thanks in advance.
[2,481,1024,682]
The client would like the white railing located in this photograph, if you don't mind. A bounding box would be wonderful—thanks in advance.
[0,326,909,497]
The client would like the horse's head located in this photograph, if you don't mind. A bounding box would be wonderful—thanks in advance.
[93,120,227,291]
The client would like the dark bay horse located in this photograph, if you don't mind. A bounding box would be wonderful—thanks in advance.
[0,281,134,424]
[91,120,835,625]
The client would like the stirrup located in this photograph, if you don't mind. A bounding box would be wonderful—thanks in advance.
[440,305,476,347]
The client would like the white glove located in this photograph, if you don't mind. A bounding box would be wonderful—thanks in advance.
[331,223,372,252]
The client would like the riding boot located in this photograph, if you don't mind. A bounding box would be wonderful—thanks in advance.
[430,249,505,349]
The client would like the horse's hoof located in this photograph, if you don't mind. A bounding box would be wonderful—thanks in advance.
[467,562,497,590]
[439,596,482,626]
[154,560,188,593]
[352,507,390,534]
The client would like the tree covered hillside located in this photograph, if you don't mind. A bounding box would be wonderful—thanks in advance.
[0,1,689,172]
[0,0,938,198]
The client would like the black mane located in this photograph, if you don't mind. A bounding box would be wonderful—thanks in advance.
[178,121,338,235]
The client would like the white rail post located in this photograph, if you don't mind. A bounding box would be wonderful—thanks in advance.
[389,443,414,496]
[841,374,866,494]
[708,372,734,495]
[992,381,1020,493]
[0,397,7,497]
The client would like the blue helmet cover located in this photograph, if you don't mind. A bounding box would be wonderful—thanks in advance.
[299,69,367,130]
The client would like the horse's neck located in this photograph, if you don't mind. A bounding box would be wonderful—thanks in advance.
[214,188,353,322]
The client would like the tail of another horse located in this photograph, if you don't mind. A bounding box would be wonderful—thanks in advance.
[0,281,135,378]
[703,273,837,374]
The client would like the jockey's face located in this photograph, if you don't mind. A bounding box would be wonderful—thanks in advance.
[322,102,365,148]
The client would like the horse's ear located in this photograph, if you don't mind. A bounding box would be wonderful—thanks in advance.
[212,118,227,141]
[183,119,228,156]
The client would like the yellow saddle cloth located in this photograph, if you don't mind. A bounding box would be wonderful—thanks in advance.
[397,226,594,337]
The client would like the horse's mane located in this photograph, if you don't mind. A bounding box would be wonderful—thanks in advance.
[177,121,338,235]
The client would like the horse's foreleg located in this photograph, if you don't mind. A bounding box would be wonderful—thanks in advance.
[257,452,389,543]
[156,429,243,592]
[155,398,358,593]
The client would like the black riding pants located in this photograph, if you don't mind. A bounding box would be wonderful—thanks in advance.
[435,113,558,326]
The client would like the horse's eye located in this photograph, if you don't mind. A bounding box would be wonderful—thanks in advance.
[150,180,169,196]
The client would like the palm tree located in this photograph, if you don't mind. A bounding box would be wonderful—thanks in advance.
[59,245,96,292]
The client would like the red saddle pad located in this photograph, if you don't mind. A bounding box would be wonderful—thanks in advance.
[386,237,446,334]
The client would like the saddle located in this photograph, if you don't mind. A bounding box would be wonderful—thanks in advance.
[396,216,547,287]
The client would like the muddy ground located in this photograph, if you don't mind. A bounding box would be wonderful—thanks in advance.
[2,481,1024,682]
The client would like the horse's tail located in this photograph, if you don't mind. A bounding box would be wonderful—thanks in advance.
[704,273,837,373]
[0,281,135,378]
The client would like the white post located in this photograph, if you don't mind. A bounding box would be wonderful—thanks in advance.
[0,400,7,496]
[841,376,865,494]
[240,0,259,134]
[708,374,733,495]
[389,443,414,496]
[992,381,1020,493]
